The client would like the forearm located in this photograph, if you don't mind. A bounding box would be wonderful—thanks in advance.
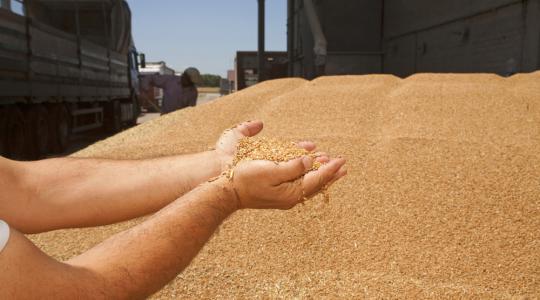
[13,151,222,233]
[0,177,236,299]
[68,177,237,298]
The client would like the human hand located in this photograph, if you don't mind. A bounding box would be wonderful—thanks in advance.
[214,120,318,172]
[228,156,347,210]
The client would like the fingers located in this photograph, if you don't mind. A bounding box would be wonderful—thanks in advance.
[275,157,346,209]
[296,142,329,163]
[235,120,263,138]
[302,157,346,197]
[297,141,316,151]
[316,156,330,164]
[327,164,347,186]
[313,152,329,164]
[272,156,313,184]
[295,143,328,163]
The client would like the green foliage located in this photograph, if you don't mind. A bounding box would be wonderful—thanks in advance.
[200,74,221,87]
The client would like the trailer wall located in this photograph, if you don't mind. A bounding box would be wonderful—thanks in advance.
[288,0,540,78]
[0,1,131,104]
[383,0,540,76]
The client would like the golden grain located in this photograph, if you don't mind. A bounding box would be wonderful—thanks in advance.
[28,73,540,298]
[232,137,322,170]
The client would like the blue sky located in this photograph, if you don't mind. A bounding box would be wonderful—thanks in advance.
[126,1,287,77]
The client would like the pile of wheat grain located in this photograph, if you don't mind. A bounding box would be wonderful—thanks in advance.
[30,72,540,298]
[232,137,322,170]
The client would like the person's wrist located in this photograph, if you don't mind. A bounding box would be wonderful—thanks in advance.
[205,150,226,175]
[209,176,240,213]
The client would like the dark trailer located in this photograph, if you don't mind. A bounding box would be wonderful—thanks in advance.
[286,0,540,79]
[0,0,141,159]
[235,51,288,90]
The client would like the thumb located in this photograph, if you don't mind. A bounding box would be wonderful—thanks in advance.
[272,156,313,184]
[236,120,264,137]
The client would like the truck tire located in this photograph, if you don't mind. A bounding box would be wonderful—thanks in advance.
[57,105,71,153]
[26,105,49,159]
[104,100,122,133]
[0,107,7,156]
[6,106,27,160]
[127,96,140,127]
[48,104,71,154]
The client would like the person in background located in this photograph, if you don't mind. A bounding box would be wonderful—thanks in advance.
[141,67,202,114]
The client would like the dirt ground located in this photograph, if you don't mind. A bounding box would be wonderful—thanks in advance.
[198,87,220,94]
[30,73,540,298]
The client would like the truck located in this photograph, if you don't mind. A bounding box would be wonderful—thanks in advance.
[0,0,144,160]
[234,51,288,91]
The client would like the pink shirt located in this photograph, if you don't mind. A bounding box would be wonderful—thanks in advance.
[141,75,198,114]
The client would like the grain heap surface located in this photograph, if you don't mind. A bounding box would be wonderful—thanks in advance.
[76,78,308,159]
[29,73,540,298]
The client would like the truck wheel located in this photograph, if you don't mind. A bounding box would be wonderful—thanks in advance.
[48,104,71,153]
[127,97,141,127]
[104,100,122,133]
[57,105,71,152]
[0,107,7,156]
[6,106,27,160]
[26,105,49,159]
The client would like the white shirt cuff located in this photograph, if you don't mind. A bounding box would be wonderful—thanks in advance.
[0,220,10,253]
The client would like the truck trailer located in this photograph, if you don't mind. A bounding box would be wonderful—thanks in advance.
[0,0,143,159]
[235,51,288,90]
[286,0,540,79]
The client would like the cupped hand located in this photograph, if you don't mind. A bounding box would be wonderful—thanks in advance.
[229,156,347,210]
[214,120,319,171]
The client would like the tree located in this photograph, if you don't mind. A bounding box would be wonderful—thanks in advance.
[200,74,221,87]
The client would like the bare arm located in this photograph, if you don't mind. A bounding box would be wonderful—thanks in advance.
[0,176,237,299]
[0,156,347,299]
[7,151,220,234]
[0,121,269,234]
